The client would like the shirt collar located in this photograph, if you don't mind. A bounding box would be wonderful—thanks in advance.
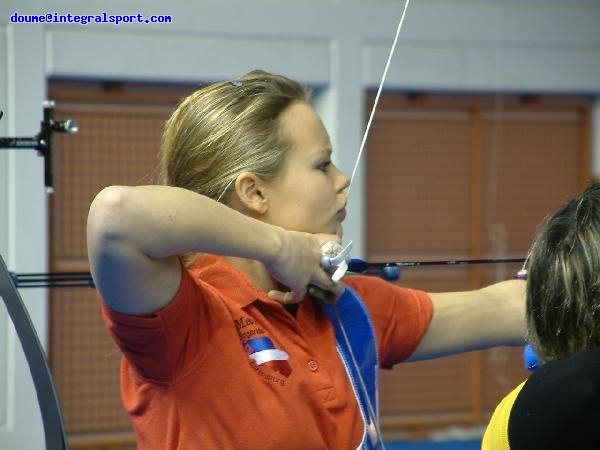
[187,253,279,308]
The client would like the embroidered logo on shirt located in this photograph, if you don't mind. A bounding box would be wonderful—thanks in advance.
[243,336,292,379]
[244,337,288,364]
[234,315,292,381]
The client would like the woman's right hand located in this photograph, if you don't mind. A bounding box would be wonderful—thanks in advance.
[264,229,344,304]
[88,185,345,314]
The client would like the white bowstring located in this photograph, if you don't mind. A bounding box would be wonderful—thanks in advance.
[347,0,412,197]
[334,2,411,448]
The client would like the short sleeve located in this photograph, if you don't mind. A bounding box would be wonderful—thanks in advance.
[344,276,434,366]
[100,269,210,382]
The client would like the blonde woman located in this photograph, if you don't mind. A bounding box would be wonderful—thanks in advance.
[87,70,525,449]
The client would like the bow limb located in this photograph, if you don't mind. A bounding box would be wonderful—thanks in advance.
[0,253,68,450]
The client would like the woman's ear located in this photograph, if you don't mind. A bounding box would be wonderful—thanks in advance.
[233,172,269,215]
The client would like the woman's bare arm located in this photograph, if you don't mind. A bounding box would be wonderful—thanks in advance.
[87,185,340,315]
[408,279,526,361]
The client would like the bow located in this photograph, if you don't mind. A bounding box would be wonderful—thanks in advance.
[10,257,527,289]
[0,103,76,449]
[0,254,69,449]
[324,0,524,281]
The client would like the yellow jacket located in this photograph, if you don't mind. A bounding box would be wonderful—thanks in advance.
[481,381,526,450]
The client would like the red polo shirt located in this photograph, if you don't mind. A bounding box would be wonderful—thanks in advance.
[101,254,433,449]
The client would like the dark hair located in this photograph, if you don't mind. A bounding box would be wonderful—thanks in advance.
[526,183,600,362]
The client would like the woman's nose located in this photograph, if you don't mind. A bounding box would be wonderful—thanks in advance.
[336,166,351,191]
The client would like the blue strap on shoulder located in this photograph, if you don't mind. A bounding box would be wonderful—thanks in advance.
[319,286,382,449]
[524,344,541,371]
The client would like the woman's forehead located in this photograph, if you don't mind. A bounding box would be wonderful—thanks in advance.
[280,103,332,154]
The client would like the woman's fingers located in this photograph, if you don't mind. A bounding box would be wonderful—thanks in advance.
[263,230,348,305]
[267,289,304,304]
[268,277,344,306]
[268,268,344,305]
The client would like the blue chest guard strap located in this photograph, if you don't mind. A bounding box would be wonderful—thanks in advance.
[319,286,382,449]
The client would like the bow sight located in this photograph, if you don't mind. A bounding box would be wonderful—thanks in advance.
[0,101,78,193]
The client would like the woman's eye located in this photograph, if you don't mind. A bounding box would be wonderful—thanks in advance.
[318,161,331,172]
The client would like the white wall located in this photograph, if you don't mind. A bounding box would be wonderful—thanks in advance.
[0,0,599,447]
[0,10,49,448]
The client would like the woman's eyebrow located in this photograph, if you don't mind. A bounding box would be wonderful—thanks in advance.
[312,148,332,158]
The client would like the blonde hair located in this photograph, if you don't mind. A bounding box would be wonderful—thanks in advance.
[159,70,310,204]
